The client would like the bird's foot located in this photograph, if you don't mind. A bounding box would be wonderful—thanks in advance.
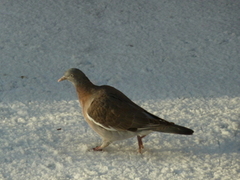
[138,145,144,154]
[137,135,146,153]
[93,146,103,151]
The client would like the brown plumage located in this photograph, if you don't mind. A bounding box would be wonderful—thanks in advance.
[58,68,194,153]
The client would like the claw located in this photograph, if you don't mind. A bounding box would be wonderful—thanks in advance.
[93,146,103,151]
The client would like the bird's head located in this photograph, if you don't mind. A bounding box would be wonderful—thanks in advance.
[58,68,89,85]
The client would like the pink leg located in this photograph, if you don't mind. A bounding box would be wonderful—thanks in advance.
[93,146,103,151]
[137,135,146,153]
[92,140,111,151]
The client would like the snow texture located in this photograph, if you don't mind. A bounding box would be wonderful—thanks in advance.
[0,0,240,179]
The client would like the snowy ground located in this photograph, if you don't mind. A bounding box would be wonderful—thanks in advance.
[0,0,240,179]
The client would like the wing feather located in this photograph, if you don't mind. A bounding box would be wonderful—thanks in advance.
[87,86,173,131]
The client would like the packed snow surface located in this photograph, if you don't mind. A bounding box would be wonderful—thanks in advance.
[0,0,239,179]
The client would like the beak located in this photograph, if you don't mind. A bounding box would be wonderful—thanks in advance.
[58,76,67,82]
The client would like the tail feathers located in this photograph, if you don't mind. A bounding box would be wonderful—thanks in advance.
[154,124,194,135]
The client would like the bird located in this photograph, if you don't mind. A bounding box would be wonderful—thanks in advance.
[58,68,194,153]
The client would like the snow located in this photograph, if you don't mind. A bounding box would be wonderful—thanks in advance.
[0,0,240,179]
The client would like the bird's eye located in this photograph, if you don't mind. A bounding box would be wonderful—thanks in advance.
[70,74,74,77]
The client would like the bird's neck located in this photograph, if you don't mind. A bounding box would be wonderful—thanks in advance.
[74,80,95,103]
